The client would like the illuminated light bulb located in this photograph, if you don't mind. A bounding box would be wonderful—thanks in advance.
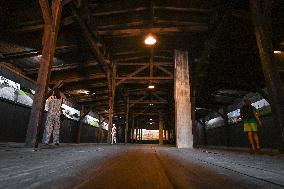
[148,85,155,89]
[274,50,282,54]
[144,34,157,45]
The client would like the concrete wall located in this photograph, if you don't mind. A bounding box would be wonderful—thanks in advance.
[0,98,106,143]
[196,115,283,149]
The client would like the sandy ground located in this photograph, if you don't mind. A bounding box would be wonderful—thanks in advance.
[0,143,284,189]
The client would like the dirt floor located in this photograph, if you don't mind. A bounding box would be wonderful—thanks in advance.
[0,143,284,189]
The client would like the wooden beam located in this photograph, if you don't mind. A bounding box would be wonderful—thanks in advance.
[71,7,110,74]
[116,64,149,86]
[154,6,210,13]
[27,60,98,74]
[155,65,173,77]
[39,0,52,26]
[129,93,148,108]
[98,26,208,36]
[129,101,168,104]
[153,93,167,103]
[116,62,173,66]
[49,73,106,84]
[46,80,64,99]
[116,76,173,80]
[0,63,36,85]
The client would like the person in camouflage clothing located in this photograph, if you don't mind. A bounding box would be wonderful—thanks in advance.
[42,89,63,145]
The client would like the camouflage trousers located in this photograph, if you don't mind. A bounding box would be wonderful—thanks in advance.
[42,113,60,144]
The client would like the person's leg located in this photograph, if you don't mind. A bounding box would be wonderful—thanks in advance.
[253,132,260,150]
[52,116,60,144]
[114,134,117,143]
[247,132,256,150]
[42,115,52,144]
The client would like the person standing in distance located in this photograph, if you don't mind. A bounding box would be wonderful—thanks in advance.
[111,125,117,144]
[42,89,63,145]
[240,99,262,151]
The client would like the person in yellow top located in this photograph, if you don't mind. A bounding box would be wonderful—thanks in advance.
[42,89,63,145]
[240,99,262,151]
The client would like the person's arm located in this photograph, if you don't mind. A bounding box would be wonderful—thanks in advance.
[46,96,52,110]
[253,111,262,126]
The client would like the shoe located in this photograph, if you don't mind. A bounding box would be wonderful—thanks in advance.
[54,143,59,146]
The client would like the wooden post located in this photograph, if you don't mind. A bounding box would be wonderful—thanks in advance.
[191,90,197,148]
[107,64,116,144]
[125,94,129,143]
[131,112,135,143]
[159,121,164,145]
[135,120,138,143]
[77,106,85,143]
[140,129,143,141]
[199,118,208,146]
[25,0,62,147]
[223,107,231,146]
[174,50,193,148]
[250,0,284,148]
[159,115,164,145]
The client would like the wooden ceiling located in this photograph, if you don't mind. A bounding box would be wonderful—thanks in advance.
[1,0,284,126]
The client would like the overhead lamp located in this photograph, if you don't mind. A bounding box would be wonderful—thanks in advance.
[149,103,154,106]
[274,50,282,54]
[150,118,152,121]
[148,85,155,89]
[78,89,90,95]
[150,122,153,125]
[144,34,157,45]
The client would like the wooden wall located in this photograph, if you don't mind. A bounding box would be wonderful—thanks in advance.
[0,98,107,143]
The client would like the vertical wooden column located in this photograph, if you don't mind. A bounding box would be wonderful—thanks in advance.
[135,119,138,143]
[77,106,85,143]
[25,0,62,147]
[223,107,231,146]
[125,94,129,143]
[174,50,193,148]
[140,129,143,141]
[107,65,116,144]
[191,90,197,147]
[250,0,284,147]
[131,113,135,143]
[159,115,164,145]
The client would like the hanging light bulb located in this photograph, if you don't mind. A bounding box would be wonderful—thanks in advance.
[148,85,155,89]
[144,34,157,45]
